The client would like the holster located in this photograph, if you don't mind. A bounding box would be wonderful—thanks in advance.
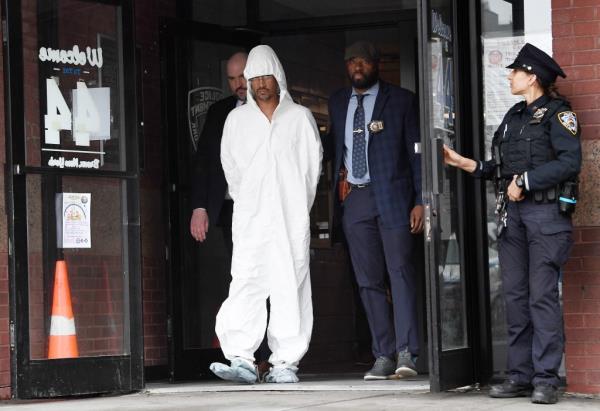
[338,167,351,202]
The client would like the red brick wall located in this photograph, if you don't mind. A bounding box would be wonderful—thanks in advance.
[553,0,600,395]
[563,228,600,394]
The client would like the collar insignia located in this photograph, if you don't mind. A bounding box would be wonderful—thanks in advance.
[558,111,578,136]
[533,107,547,120]
[529,107,548,124]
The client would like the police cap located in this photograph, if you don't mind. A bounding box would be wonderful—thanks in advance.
[506,43,566,86]
[345,41,380,62]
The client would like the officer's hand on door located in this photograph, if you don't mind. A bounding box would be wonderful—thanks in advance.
[507,175,525,202]
[442,144,477,173]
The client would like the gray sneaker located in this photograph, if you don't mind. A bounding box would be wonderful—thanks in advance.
[395,349,417,378]
[364,356,396,380]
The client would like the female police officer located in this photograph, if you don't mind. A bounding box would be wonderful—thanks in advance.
[444,43,581,405]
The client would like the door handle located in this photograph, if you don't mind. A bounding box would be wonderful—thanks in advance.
[424,203,438,243]
[425,203,432,242]
[431,137,444,195]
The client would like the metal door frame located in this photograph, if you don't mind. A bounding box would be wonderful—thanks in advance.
[3,0,144,398]
[417,0,492,391]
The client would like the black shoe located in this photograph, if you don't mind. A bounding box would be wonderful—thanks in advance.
[395,349,417,378]
[489,379,533,398]
[531,383,559,404]
[364,356,395,381]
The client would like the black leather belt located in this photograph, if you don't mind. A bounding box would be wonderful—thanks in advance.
[349,182,371,189]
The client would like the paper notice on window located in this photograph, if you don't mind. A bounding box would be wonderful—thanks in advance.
[482,36,526,127]
[482,33,552,155]
[60,193,91,248]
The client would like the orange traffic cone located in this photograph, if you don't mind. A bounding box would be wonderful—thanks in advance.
[48,260,79,359]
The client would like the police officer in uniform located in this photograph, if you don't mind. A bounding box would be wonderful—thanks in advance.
[444,43,582,405]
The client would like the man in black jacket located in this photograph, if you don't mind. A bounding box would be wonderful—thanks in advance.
[190,52,247,249]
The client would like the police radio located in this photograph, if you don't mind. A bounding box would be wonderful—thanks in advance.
[558,180,578,216]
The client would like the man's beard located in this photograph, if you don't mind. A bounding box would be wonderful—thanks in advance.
[236,87,247,100]
[350,68,379,89]
[253,87,277,101]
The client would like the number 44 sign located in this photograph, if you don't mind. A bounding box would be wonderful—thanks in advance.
[45,78,111,146]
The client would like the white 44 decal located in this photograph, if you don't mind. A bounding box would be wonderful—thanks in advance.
[44,78,104,146]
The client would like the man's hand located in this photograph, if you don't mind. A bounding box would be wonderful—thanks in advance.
[410,205,424,234]
[190,208,209,242]
[507,175,525,202]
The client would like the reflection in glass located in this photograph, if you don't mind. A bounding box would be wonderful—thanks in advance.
[428,3,467,350]
[27,175,128,359]
[24,1,125,171]
[259,0,417,21]
[23,0,129,361]
[191,0,246,26]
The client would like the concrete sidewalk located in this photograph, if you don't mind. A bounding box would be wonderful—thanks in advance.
[1,375,599,410]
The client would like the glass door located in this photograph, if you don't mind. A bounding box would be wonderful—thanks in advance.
[418,0,476,391]
[161,20,259,381]
[5,0,143,398]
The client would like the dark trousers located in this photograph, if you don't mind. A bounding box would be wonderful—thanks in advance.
[217,199,234,256]
[342,186,419,359]
[499,199,572,387]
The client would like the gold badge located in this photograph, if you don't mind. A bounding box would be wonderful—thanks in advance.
[368,120,384,134]
[558,111,578,135]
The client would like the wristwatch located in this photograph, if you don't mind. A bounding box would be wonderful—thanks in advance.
[515,174,525,189]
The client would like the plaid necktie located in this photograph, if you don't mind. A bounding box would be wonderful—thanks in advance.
[352,94,367,178]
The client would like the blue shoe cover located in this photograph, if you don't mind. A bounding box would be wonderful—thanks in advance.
[264,367,299,383]
[210,358,257,384]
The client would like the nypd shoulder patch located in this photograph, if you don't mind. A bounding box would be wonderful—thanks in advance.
[558,111,578,136]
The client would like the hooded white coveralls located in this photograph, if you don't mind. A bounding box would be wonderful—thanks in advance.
[215,45,323,368]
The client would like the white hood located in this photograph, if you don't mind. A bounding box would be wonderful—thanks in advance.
[243,45,291,107]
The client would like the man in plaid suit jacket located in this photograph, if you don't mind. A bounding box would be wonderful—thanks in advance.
[325,41,423,380]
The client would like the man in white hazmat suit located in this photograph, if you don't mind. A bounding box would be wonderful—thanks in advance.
[209,45,322,384]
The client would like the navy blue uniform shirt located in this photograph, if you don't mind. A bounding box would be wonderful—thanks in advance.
[473,95,581,191]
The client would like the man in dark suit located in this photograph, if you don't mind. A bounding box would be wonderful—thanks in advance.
[326,41,424,380]
[190,52,247,248]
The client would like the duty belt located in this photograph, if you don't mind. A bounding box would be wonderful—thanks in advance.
[501,177,558,204]
[531,186,558,203]
[349,182,370,189]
